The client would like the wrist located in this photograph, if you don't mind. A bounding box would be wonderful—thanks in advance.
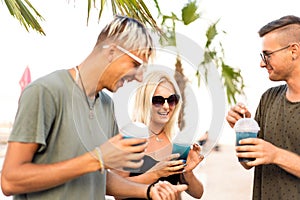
[90,147,105,173]
[149,171,160,181]
[180,173,190,185]
[272,146,283,165]
[146,182,156,200]
[182,170,193,177]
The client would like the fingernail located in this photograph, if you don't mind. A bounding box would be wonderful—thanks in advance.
[182,159,186,163]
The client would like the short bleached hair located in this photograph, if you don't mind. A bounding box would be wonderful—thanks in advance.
[96,15,154,60]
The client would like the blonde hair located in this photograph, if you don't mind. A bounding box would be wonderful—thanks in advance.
[96,15,154,60]
[132,71,182,140]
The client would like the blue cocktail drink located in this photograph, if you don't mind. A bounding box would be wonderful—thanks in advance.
[172,143,190,160]
[236,131,258,162]
[234,118,260,163]
[120,122,149,172]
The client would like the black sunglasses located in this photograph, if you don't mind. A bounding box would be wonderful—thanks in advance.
[260,45,290,65]
[152,94,180,107]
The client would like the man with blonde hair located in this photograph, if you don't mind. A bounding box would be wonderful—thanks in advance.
[1,15,187,200]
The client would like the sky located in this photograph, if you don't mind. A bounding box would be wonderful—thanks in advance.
[1,0,300,144]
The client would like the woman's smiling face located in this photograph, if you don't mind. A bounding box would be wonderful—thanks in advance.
[151,81,176,126]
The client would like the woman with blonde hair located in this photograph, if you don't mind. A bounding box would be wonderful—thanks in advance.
[133,71,182,143]
[115,71,204,200]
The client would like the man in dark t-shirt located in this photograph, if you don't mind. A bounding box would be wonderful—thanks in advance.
[226,15,300,200]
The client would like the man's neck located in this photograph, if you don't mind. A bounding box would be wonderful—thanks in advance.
[286,79,300,102]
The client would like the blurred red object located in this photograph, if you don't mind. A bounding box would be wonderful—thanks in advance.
[19,66,31,92]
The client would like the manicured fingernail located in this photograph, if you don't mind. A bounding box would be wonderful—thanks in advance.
[182,159,186,163]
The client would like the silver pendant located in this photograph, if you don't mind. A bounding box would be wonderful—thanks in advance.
[156,136,163,142]
[89,110,94,119]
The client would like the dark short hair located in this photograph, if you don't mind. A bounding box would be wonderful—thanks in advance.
[258,15,300,37]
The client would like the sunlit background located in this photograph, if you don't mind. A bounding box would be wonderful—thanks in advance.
[1,0,299,144]
[1,0,300,199]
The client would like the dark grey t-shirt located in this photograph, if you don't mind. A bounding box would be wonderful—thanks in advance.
[254,84,300,200]
[9,70,118,200]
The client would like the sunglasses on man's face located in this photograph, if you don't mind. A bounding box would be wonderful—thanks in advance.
[152,94,180,107]
[103,44,146,71]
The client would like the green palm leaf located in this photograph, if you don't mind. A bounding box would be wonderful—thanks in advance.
[4,0,45,35]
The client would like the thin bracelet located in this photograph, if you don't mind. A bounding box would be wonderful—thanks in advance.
[90,149,102,172]
[90,150,103,172]
[94,147,105,174]
[146,182,156,200]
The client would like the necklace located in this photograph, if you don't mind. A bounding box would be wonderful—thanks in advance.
[75,66,97,119]
[150,128,164,142]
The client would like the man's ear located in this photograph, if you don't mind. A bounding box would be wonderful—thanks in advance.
[103,44,117,63]
[291,42,300,59]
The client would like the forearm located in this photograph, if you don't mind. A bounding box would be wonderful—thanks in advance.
[181,172,203,199]
[126,171,160,184]
[112,168,159,184]
[106,171,147,198]
[274,147,300,178]
[1,152,100,195]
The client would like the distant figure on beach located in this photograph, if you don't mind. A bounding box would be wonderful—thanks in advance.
[198,131,220,152]
[198,131,208,146]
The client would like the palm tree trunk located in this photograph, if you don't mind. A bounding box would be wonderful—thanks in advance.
[174,54,188,130]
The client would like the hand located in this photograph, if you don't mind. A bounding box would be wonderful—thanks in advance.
[99,134,147,170]
[185,143,204,172]
[226,102,251,128]
[150,181,188,200]
[147,154,186,178]
[236,138,279,167]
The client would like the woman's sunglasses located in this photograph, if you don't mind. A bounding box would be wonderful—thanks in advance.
[152,94,180,107]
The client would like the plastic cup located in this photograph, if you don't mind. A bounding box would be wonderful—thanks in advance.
[120,122,149,172]
[120,122,149,140]
[172,143,191,160]
[234,118,260,162]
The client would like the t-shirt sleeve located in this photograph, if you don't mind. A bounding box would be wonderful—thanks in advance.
[9,84,56,151]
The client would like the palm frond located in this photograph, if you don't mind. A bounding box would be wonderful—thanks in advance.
[4,0,45,35]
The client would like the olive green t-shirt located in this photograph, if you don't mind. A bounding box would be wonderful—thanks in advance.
[254,84,300,200]
[9,70,118,200]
